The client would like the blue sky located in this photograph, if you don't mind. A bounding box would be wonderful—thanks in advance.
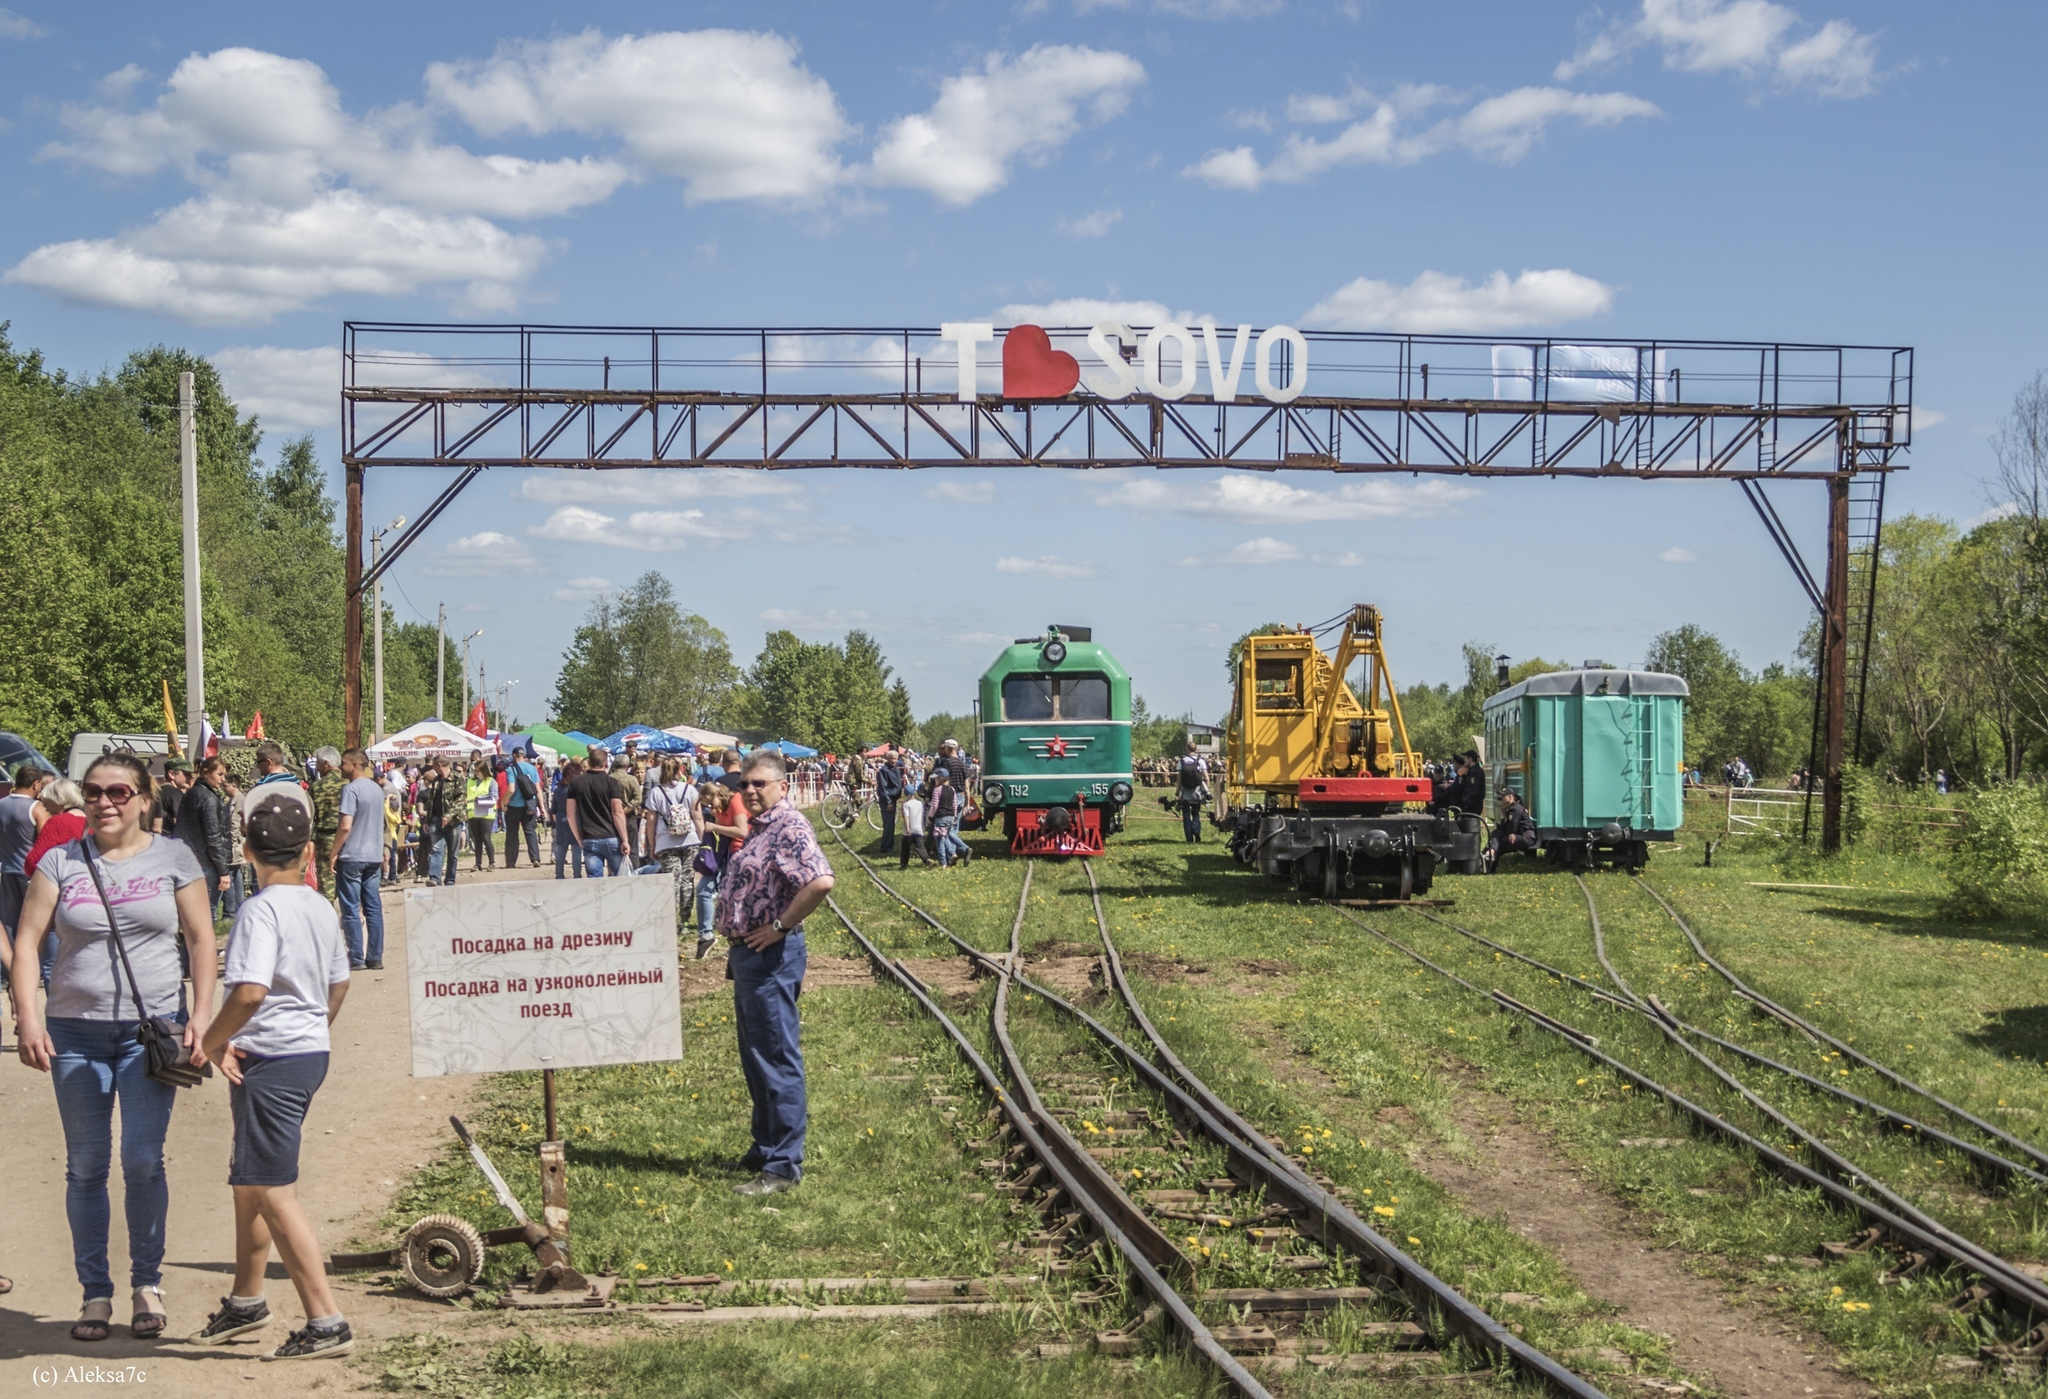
[0,2,2030,727]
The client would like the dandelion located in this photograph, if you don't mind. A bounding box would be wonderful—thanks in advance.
[1408,1236,1421,1245]
[634,1263,648,1271]
[1829,1286,1843,1296]
[1374,1206,1396,1218]
[1842,1301,1870,1313]
[725,1260,735,1272]
[1201,1246,1212,1257]
[867,1127,875,1136]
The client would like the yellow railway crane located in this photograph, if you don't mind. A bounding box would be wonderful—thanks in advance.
[1219,604,1482,899]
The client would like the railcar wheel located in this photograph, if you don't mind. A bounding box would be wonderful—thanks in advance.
[399,1214,485,1299]
[1398,856,1414,902]
[1322,849,1339,900]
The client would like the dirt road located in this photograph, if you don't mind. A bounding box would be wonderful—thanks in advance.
[0,856,563,1395]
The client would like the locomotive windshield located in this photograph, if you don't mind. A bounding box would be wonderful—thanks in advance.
[1003,674,1110,720]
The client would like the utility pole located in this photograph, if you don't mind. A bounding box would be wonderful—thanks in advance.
[177,372,206,757]
[436,604,446,721]
[371,516,406,745]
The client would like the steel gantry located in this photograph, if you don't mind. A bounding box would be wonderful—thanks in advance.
[338,322,1912,851]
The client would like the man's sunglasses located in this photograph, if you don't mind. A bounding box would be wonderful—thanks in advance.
[742,777,781,790]
[82,782,143,806]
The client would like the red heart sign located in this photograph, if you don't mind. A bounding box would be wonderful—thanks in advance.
[1001,324,1080,400]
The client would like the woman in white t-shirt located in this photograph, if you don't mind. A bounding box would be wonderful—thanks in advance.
[643,758,703,950]
[11,752,219,1343]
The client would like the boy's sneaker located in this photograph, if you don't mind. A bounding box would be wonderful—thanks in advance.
[266,1320,353,1361]
[190,1296,269,1345]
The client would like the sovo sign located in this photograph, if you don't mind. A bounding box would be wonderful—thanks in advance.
[939,321,1309,405]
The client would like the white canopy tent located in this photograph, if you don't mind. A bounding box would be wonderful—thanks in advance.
[662,723,739,749]
[367,719,498,762]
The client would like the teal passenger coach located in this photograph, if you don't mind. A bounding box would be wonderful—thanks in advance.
[1482,667,1688,870]
[976,626,1135,856]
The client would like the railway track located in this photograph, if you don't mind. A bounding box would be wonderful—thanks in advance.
[1311,874,2048,1359]
[826,827,1611,1397]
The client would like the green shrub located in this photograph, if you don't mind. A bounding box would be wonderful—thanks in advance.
[1946,781,2048,912]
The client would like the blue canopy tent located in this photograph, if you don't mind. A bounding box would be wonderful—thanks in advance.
[757,739,820,759]
[563,731,604,748]
[600,723,694,754]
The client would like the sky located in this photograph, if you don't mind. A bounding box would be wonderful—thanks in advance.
[0,1,2034,729]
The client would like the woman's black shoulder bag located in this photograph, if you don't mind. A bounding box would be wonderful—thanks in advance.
[80,840,211,1089]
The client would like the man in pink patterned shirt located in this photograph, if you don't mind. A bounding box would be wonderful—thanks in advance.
[714,751,834,1195]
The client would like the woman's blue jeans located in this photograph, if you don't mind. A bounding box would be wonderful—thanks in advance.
[553,828,583,879]
[48,1016,182,1302]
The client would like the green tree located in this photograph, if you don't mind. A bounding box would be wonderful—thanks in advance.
[885,679,914,745]
[551,572,736,736]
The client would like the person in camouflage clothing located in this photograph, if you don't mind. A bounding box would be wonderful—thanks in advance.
[309,746,345,898]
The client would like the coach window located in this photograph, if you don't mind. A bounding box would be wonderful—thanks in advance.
[1003,676,1055,720]
[1060,676,1110,720]
[1254,659,1303,711]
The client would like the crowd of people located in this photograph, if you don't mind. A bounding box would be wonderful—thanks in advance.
[0,734,843,1355]
[846,739,979,867]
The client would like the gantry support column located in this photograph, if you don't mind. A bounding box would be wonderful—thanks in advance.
[1820,473,1851,854]
[344,462,364,751]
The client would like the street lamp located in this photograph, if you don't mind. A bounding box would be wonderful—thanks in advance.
[460,629,484,718]
[370,516,406,744]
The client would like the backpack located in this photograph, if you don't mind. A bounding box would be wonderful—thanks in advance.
[513,763,538,805]
[1178,756,1205,789]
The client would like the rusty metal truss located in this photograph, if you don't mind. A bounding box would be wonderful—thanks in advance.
[342,322,1913,481]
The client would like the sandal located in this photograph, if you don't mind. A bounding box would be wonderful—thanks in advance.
[131,1286,167,1339]
[0,1275,12,1294]
[72,1298,112,1342]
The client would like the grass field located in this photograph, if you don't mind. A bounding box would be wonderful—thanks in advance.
[363,805,2048,1397]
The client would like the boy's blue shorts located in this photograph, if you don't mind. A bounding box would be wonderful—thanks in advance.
[228,1051,329,1187]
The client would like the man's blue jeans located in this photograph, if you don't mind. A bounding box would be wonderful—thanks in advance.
[428,823,460,884]
[582,836,624,878]
[335,859,385,966]
[48,1016,182,1302]
[695,870,717,938]
[731,931,807,1181]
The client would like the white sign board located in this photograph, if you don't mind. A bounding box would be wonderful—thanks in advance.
[405,879,683,1077]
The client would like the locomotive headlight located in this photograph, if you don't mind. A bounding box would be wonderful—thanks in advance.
[983,783,1006,807]
[1042,638,1068,666]
[1109,781,1133,805]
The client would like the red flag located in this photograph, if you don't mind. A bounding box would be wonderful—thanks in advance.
[246,709,265,741]
[464,700,489,737]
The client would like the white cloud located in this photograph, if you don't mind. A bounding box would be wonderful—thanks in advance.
[992,296,1184,326]
[427,29,849,205]
[925,480,995,504]
[1911,408,1946,432]
[1658,546,1699,563]
[1076,0,1282,14]
[1185,84,1658,189]
[9,47,615,323]
[867,45,1144,206]
[1302,268,1615,333]
[552,576,615,601]
[1557,0,1877,98]
[0,7,47,39]
[996,555,1099,579]
[530,505,737,551]
[1964,502,2018,530]
[1058,207,1123,238]
[423,530,541,576]
[516,470,802,507]
[1100,473,1480,523]
[1171,538,1371,567]
[212,344,340,431]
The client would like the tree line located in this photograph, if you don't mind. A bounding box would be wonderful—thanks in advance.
[0,328,460,760]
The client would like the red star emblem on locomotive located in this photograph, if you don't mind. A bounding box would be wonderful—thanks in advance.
[1045,735,1070,758]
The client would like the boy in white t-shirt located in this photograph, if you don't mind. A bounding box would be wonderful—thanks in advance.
[897,790,931,868]
[193,794,353,1361]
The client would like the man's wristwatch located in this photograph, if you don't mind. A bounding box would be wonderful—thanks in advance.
[771,916,789,935]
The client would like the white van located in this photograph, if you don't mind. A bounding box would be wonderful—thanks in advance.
[67,733,177,781]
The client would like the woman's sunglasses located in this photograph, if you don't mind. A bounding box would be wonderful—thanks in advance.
[81,782,143,806]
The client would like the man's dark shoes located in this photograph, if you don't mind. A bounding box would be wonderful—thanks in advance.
[364,959,384,970]
[190,1296,269,1345]
[266,1319,353,1361]
[732,1171,798,1197]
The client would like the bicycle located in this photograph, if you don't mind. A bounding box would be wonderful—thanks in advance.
[819,782,883,832]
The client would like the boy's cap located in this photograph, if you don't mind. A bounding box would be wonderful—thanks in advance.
[246,793,311,857]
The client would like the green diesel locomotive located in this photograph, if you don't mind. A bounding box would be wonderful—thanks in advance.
[976,626,1136,855]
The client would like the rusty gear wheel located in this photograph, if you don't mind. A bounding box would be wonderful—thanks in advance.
[399,1214,485,1299]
